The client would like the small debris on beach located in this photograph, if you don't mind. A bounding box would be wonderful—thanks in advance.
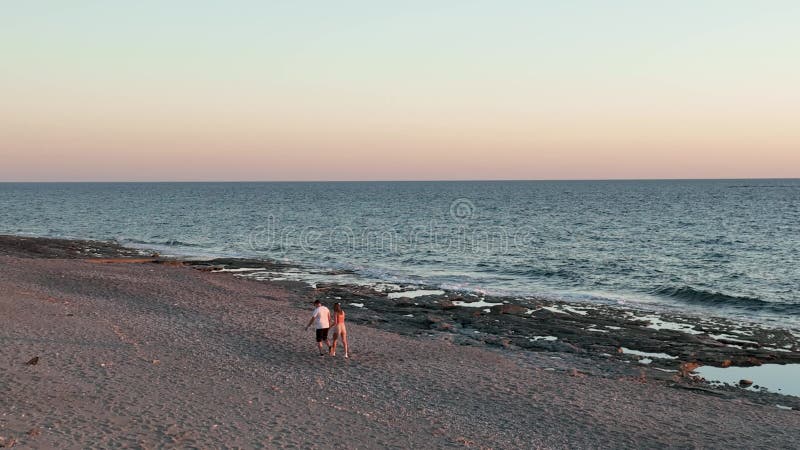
[678,362,701,378]
[0,435,17,448]
[25,356,39,366]
[570,368,586,377]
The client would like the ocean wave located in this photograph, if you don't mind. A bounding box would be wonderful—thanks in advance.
[727,184,797,189]
[651,285,798,314]
[119,238,205,248]
[503,266,579,280]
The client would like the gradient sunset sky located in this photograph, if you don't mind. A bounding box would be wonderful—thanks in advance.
[2,1,799,181]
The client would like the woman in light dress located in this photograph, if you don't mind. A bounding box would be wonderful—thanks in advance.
[328,303,350,358]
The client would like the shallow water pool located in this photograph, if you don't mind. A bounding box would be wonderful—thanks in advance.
[696,364,800,397]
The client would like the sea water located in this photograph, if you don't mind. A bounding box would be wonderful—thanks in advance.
[1,180,798,328]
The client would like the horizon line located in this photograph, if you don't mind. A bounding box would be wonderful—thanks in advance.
[1,176,799,184]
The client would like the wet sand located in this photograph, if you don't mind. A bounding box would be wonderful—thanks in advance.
[1,236,799,448]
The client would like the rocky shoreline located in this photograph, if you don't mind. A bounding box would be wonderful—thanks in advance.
[196,260,800,408]
[3,234,799,408]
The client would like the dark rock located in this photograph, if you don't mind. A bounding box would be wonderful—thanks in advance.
[555,342,584,353]
[0,235,145,259]
[739,379,754,387]
[439,300,457,310]
[452,335,481,346]
[717,338,760,348]
[434,322,455,332]
[25,356,39,366]
[490,304,527,315]
[737,357,762,367]
[425,315,443,324]
[482,335,513,348]
[530,341,584,353]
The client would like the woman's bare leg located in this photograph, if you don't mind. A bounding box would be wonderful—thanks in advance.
[342,333,349,358]
[329,332,339,356]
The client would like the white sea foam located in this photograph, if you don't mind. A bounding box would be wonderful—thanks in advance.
[620,347,677,360]
[387,290,444,299]
[709,334,759,345]
[452,300,503,308]
[637,315,702,335]
[212,267,266,273]
[373,283,403,292]
[542,305,589,316]
[529,336,558,342]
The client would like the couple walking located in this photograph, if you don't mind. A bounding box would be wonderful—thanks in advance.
[305,300,349,358]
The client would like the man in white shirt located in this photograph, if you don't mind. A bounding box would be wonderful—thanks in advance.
[305,300,332,356]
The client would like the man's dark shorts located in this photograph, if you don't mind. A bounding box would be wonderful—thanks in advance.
[315,328,330,342]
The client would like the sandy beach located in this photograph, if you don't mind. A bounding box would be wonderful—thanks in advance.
[1,237,799,448]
